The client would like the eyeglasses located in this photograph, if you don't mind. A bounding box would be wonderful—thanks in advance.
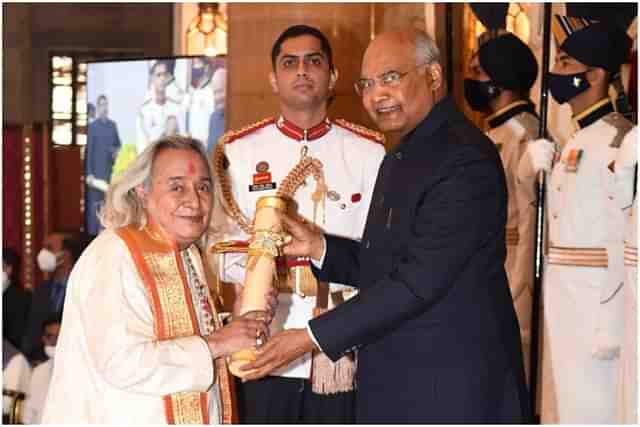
[354,63,429,96]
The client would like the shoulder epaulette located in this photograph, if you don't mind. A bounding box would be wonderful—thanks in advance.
[220,117,276,145]
[334,118,385,145]
[514,111,540,142]
[603,112,634,148]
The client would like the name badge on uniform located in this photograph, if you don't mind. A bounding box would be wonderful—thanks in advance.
[249,161,276,192]
[565,149,583,173]
[249,181,276,192]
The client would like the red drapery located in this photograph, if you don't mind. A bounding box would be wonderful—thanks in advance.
[3,126,23,254]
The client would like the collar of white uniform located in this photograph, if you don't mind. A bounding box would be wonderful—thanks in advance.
[572,98,614,130]
[486,100,536,129]
[276,116,332,141]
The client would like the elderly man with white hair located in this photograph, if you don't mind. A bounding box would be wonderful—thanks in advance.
[42,136,274,424]
[242,28,529,423]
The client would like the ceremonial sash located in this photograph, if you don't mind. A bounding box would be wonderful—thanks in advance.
[117,225,237,424]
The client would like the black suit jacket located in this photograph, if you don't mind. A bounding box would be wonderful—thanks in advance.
[21,279,63,363]
[2,282,31,352]
[309,97,530,423]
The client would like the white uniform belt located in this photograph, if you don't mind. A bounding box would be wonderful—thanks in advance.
[624,243,638,266]
[506,227,519,246]
[547,246,608,268]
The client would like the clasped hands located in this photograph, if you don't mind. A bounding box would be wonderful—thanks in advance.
[210,212,325,379]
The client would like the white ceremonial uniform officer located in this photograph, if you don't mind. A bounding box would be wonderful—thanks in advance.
[465,29,539,380]
[211,25,385,424]
[136,61,183,153]
[520,16,633,424]
[184,57,215,144]
[614,126,638,424]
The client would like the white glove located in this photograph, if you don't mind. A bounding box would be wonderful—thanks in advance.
[525,139,556,173]
[86,174,109,193]
[614,127,638,210]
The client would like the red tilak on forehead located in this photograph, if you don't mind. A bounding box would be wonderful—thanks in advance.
[187,160,196,175]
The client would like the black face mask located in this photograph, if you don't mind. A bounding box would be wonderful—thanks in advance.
[464,78,501,112]
[548,71,591,104]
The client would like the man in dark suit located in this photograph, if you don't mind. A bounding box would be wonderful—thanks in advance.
[3,248,32,352]
[242,29,530,423]
[85,94,121,236]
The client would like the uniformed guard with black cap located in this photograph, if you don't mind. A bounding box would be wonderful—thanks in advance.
[519,15,634,423]
[614,126,638,424]
[465,29,539,382]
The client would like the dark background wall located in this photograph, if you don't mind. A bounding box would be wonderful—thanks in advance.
[3,3,174,125]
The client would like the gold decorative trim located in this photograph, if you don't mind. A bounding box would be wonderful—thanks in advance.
[547,246,608,268]
[624,243,638,266]
[506,227,519,246]
[486,100,529,123]
[143,252,197,338]
[256,196,288,211]
[165,392,207,424]
[334,118,385,145]
[572,98,611,125]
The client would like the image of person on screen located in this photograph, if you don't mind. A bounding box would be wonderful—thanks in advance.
[206,66,226,156]
[185,57,215,145]
[87,102,96,125]
[85,94,121,236]
[136,61,182,153]
[162,59,185,102]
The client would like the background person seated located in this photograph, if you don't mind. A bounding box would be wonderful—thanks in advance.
[3,338,31,424]
[24,314,62,424]
[3,248,31,353]
[22,232,93,364]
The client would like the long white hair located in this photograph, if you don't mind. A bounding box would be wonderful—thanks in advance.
[99,136,215,235]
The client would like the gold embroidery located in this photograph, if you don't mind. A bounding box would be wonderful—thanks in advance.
[334,118,385,144]
[143,252,196,338]
[117,226,231,424]
[169,392,206,424]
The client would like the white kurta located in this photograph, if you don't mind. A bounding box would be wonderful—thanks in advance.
[2,350,31,419]
[487,108,538,380]
[541,111,629,423]
[219,118,385,378]
[618,198,638,424]
[41,230,219,424]
[184,81,215,143]
[136,98,183,153]
[23,357,54,424]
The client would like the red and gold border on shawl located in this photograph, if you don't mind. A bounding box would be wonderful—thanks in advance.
[163,392,209,424]
[116,226,209,424]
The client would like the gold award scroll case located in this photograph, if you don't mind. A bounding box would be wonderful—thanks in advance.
[228,195,288,377]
